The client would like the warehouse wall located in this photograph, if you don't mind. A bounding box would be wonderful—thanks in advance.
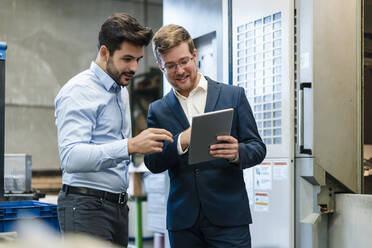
[0,0,162,170]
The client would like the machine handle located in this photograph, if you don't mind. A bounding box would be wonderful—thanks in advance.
[299,82,312,155]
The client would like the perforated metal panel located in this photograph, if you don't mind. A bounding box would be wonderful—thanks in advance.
[232,0,295,247]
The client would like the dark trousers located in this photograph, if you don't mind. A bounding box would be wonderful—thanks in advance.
[169,208,251,248]
[57,190,129,247]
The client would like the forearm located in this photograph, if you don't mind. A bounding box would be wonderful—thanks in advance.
[238,141,266,169]
[60,139,129,173]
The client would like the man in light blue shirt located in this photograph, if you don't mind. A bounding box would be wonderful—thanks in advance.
[55,13,173,247]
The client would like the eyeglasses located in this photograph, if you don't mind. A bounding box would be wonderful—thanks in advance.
[162,57,194,73]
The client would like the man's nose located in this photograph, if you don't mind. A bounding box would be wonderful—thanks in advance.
[130,60,138,72]
[175,64,185,74]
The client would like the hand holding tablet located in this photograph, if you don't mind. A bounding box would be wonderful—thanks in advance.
[188,108,234,165]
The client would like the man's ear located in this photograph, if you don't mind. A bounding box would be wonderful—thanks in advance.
[193,49,198,61]
[157,62,164,72]
[99,45,110,62]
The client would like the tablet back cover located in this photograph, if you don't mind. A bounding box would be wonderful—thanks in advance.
[188,108,234,165]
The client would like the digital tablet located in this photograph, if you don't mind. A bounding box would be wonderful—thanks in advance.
[188,108,234,165]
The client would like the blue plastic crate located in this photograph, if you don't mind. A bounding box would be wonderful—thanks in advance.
[0,200,60,232]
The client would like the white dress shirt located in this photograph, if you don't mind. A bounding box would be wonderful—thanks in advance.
[174,73,207,155]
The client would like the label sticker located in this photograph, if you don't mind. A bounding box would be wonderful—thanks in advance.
[254,192,269,212]
[254,162,272,190]
[273,161,288,180]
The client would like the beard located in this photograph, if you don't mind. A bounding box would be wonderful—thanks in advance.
[171,67,198,94]
[106,57,135,87]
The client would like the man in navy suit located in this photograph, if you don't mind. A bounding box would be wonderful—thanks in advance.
[144,24,266,248]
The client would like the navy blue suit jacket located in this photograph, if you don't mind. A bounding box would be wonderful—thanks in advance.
[144,77,266,231]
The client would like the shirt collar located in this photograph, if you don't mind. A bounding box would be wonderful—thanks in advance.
[90,61,121,92]
[173,73,208,99]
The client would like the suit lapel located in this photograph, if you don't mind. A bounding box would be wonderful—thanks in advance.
[204,78,221,113]
[164,90,190,129]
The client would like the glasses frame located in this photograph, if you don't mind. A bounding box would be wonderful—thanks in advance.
[161,56,194,73]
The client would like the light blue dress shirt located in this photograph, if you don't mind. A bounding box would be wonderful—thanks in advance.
[55,62,131,193]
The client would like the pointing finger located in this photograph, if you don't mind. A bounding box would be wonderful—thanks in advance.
[153,134,174,143]
[149,128,173,137]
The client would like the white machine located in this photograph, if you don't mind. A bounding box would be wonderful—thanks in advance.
[232,0,360,247]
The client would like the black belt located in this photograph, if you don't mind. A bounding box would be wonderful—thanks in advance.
[62,184,128,205]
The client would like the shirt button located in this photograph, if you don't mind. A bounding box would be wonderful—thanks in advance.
[195,169,200,175]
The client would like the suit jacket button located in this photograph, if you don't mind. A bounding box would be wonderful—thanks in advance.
[195,169,200,175]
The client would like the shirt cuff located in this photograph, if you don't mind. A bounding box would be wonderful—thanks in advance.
[177,133,189,155]
[109,138,130,160]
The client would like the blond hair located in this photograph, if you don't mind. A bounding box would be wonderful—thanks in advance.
[152,24,195,62]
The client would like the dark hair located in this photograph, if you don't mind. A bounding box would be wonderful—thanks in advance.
[98,13,153,55]
[152,24,195,62]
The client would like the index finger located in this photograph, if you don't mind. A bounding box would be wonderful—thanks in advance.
[154,134,174,143]
[149,128,173,137]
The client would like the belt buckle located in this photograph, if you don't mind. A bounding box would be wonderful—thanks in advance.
[118,192,126,205]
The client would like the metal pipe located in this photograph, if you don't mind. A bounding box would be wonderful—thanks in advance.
[0,42,7,201]
[135,197,143,248]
